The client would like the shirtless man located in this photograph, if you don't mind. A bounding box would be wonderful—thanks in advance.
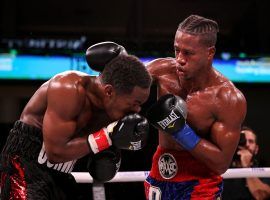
[144,15,247,199]
[0,42,152,200]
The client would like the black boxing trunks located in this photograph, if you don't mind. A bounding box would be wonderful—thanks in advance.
[144,146,223,199]
[0,121,80,200]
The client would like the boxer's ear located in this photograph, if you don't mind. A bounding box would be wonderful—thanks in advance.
[207,46,215,60]
[104,84,114,97]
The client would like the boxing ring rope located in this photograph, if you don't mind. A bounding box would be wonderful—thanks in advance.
[72,167,270,183]
[71,168,270,200]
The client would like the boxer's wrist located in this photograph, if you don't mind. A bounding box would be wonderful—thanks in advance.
[172,124,201,150]
[88,121,118,154]
[88,128,112,154]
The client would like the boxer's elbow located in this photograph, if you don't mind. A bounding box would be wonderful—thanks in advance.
[46,149,65,164]
[213,166,228,175]
[209,162,230,175]
[211,154,233,175]
[47,153,61,164]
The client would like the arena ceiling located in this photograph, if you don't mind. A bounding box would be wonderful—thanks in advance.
[1,0,269,55]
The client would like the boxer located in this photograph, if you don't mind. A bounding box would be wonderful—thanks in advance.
[0,42,151,199]
[144,15,247,199]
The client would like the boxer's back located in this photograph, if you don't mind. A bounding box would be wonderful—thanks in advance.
[20,71,94,130]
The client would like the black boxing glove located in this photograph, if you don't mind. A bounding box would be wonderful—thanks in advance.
[111,113,149,151]
[88,113,149,154]
[146,94,201,150]
[87,146,121,182]
[85,41,127,72]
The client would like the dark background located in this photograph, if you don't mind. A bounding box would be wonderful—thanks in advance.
[1,0,270,199]
[1,0,270,55]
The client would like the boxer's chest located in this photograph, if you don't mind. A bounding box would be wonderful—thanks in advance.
[157,75,218,137]
[185,91,216,137]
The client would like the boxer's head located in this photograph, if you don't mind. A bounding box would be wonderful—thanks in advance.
[100,54,152,120]
[177,14,219,47]
[174,15,219,80]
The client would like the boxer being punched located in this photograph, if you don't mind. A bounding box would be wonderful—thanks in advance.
[0,42,152,199]
[144,15,247,199]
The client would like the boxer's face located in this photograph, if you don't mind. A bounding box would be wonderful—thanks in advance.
[174,31,214,80]
[105,86,150,121]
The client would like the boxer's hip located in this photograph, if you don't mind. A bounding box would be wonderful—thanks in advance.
[144,176,223,200]
[0,120,77,174]
[149,145,222,182]
[1,120,43,161]
[0,155,79,200]
[0,121,79,199]
[146,146,223,199]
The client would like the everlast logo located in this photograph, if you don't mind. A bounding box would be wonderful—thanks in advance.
[157,110,180,130]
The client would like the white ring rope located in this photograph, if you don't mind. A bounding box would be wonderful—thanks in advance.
[71,167,270,183]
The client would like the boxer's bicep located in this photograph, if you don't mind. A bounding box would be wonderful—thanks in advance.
[210,121,240,162]
[210,87,247,162]
[43,108,77,153]
[43,82,84,158]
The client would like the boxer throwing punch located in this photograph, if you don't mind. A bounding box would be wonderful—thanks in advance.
[144,15,247,199]
[0,42,152,200]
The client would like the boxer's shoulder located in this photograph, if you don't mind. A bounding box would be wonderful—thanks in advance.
[46,72,90,117]
[48,71,90,93]
[147,57,178,83]
[195,79,242,100]
[214,81,246,105]
[50,70,89,83]
[186,81,246,122]
[200,82,247,121]
[147,57,176,71]
[147,57,175,65]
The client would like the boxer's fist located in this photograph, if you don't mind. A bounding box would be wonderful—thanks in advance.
[111,113,149,151]
[88,121,118,154]
[88,114,149,154]
[146,94,187,134]
[146,94,201,150]
[85,41,127,72]
[87,146,121,182]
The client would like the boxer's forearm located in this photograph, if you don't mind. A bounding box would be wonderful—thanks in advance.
[189,139,232,175]
[188,121,242,175]
[45,135,91,164]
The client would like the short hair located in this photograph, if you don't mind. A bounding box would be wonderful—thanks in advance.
[178,15,219,47]
[241,126,257,143]
[101,54,152,94]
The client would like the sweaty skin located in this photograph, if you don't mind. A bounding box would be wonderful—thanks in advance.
[147,31,247,174]
[20,71,150,163]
